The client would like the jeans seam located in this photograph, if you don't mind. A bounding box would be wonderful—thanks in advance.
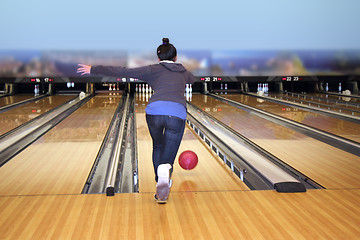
[168,115,185,121]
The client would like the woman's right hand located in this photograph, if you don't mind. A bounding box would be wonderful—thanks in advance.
[77,64,92,75]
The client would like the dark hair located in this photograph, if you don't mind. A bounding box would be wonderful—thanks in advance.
[157,38,177,61]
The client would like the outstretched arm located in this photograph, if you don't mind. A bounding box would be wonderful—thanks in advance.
[77,63,153,80]
[77,64,92,75]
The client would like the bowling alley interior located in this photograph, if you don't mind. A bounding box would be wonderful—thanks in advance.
[0,74,360,239]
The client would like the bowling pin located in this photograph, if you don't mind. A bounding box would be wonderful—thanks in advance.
[71,82,74,88]
[338,83,342,93]
[146,84,149,93]
[189,84,192,93]
[142,84,145,93]
[220,83,223,90]
[325,83,329,92]
[109,84,112,91]
[67,82,71,88]
[185,84,189,93]
[34,85,39,95]
[135,84,138,92]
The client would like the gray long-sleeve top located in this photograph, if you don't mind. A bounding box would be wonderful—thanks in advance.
[91,61,195,107]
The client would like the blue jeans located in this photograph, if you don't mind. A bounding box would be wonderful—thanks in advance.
[146,114,186,182]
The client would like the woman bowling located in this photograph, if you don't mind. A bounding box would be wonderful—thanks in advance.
[77,38,195,203]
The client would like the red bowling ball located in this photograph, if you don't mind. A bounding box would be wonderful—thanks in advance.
[178,150,198,170]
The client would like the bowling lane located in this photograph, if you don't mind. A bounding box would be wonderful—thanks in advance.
[0,95,76,136]
[318,93,360,104]
[270,93,360,116]
[225,94,360,143]
[191,94,360,189]
[284,93,360,104]
[135,93,248,193]
[0,93,122,196]
[0,94,35,108]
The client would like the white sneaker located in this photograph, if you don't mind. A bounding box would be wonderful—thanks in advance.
[155,182,170,203]
[155,164,172,203]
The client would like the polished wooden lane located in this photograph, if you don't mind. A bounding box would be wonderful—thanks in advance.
[0,93,122,196]
[0,189,359,239]
[191,94,360,189]
[297,93,360,106]
[224,94,360,143]
[0,95,76,136]
[312,93,360,104]
[270,93,360,117]
[0,94,35,108]
[135,93,248,194]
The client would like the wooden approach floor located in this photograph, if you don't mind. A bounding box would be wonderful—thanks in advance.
[1,189,359,239]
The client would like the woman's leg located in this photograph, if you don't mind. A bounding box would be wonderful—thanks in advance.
[146,114,186,202]
[160,116,186,167]
[145,114,164,182]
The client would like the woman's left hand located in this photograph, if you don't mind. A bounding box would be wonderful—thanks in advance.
[77,64,92,75]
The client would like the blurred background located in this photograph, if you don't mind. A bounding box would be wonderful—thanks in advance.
[1,0,360,77]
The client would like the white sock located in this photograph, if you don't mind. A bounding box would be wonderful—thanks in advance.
[157,164,172,184]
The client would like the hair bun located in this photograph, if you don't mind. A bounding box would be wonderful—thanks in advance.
[162,38,170,45]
